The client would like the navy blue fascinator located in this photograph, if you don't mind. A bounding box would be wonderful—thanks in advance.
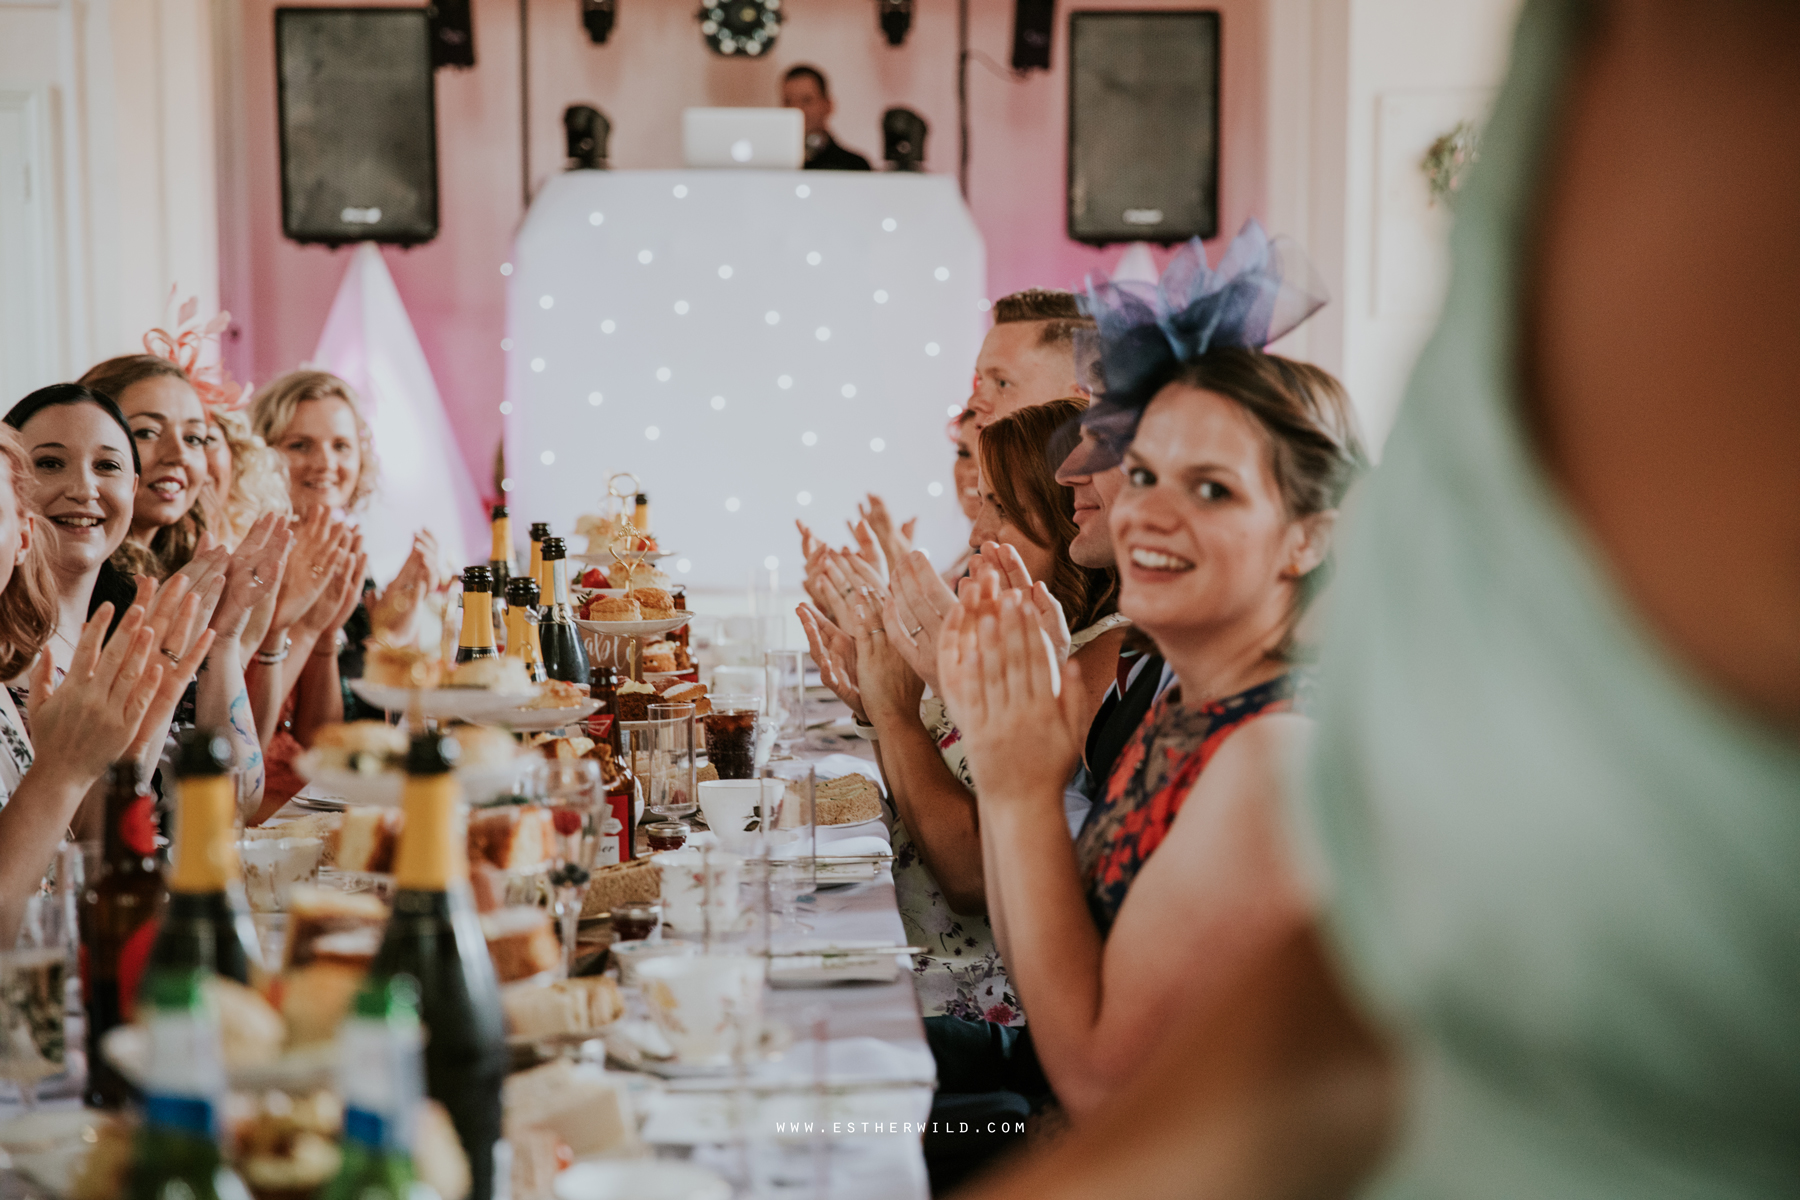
[1066,220,1327,474]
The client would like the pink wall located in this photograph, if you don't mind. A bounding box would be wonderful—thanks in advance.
[226,0,1266,492]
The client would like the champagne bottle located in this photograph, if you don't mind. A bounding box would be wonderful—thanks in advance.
[367,733,506,1200]
[587,667,637,865]
[455,565,499,664]
[504,576,547,684]
[487,505,513,650]
[128,968,248,1200]
[81,762,167,1109]
[632,492,651,534]
[536,538,591,686]
[319,976,427,1200]
[527,521,551,598]
[141,730,262,993]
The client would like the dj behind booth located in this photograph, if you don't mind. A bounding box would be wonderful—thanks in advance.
[505,98,982,592]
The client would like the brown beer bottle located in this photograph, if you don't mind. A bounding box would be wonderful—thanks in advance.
[80,761,167,1109]
[587,667,638,864]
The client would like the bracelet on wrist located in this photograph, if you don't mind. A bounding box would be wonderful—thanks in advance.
[253,635,292,665]
[311,629,349,659]
[853,717,879,741]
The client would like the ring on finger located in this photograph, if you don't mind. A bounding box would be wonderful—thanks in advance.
[250,569,264,586]
[159,647,182,665]
[907,625,924,637]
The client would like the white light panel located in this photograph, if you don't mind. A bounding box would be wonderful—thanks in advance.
[504,171,986,589]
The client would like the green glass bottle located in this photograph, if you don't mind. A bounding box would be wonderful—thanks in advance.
[366,732,507,1200]
[319,976,427,1200]
[128,968,251,1200]
[141,729,263,992]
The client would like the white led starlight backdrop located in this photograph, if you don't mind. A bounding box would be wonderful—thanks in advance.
[503,171,986,590]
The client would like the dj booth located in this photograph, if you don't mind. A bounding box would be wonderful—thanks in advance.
[502,170,986,591]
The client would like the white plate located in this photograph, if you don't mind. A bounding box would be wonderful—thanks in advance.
[571,548,676,566]
[575,612,693,638]
[294,752,534,807]
[348,679,538,721]
[481,697,602,733]
[553,1160,727,1200]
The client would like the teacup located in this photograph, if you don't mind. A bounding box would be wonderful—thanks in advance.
[696,779,795,855]
[634,954,766,1066]
[654,847,743,935]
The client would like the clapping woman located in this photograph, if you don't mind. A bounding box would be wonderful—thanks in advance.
[71,358,287,818]
[0,422,214,939]
[936,226,1364,1121]
[247,370,436,823]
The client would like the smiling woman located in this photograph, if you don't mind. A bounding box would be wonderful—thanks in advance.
[78,356,211,579]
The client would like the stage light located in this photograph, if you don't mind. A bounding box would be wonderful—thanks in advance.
[580,0,616,44]
[877,0,912,46]
[563,105,611,169]
[698,0,780,56]
[883,107,928,172]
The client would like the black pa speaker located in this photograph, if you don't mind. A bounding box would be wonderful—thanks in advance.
[1068,11,1220,245]
[1011,0,1055,70]
[427,0,476,68]
[276,8,440,247]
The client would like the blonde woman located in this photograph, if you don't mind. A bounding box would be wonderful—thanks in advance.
[246,370,436,822]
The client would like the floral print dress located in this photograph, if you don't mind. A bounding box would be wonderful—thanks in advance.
[892,614,1133,1027]
[1076,674,1301,934]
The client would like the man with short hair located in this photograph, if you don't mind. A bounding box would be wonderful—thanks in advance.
[967,289,1094,430]
[780,65,872,171]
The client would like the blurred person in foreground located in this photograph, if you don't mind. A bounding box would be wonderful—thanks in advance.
[959,1,1800,1196]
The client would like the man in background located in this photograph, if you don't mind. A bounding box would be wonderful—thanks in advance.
[967,289,1093,429]
[780,65,872,171]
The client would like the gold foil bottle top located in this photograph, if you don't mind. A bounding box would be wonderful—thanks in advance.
[394,734,467,891]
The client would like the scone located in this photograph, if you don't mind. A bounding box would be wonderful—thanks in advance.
[523,679,588,709]
[468,805,556,872]
[633,589,676,621]
[326,808,402,875]
[657,681,710,716]
[364,643,445,689]
[481,906,562,983]
[501,976,624,1038]
[606,561,668,591]
[311,721,408,773]
[581,858,661,918]
[584,594,641,623]
[448,655,533,692]
[451,723,521,768]
[640,642,677,673]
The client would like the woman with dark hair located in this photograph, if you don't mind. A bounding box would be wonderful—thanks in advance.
[937,224,1364,1122]
[0,421,213,939]
[23,370,291,820]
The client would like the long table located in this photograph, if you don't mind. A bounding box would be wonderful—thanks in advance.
[0,741,933,1199]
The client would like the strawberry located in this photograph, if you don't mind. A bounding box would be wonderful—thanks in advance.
[552,808,584,836]
[579,567,607,589]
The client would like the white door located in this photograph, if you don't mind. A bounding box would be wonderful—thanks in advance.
[0,87,57,402]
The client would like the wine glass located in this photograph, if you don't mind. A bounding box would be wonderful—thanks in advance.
[536,758,602,974]
[0,892,72,1109]
[763,649,806,759]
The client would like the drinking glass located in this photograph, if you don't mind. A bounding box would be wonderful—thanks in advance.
[759,763,816,936]
[703,694,761,781]
[0,892,72,1109]
[645,703,699,824]
[763,649,806,758]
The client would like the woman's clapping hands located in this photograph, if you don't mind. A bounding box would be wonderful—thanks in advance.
[937,586,1086,807]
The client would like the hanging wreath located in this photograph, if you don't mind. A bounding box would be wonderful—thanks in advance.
[699,0,781,56]
[1421,120,1480,207]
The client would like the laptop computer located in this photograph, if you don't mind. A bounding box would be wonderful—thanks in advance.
[682,108,804,169]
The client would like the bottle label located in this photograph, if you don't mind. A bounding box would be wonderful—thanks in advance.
[393,775,468,890]
[459,592,496,650]
[120,792,157,857]
[168,777,238,893]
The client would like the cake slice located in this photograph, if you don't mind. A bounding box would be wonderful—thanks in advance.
[468,805,557,872]
[481,906,562,983]
[328,807,401,874]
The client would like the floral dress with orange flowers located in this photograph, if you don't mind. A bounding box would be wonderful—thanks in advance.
[1076,674,1302,935]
